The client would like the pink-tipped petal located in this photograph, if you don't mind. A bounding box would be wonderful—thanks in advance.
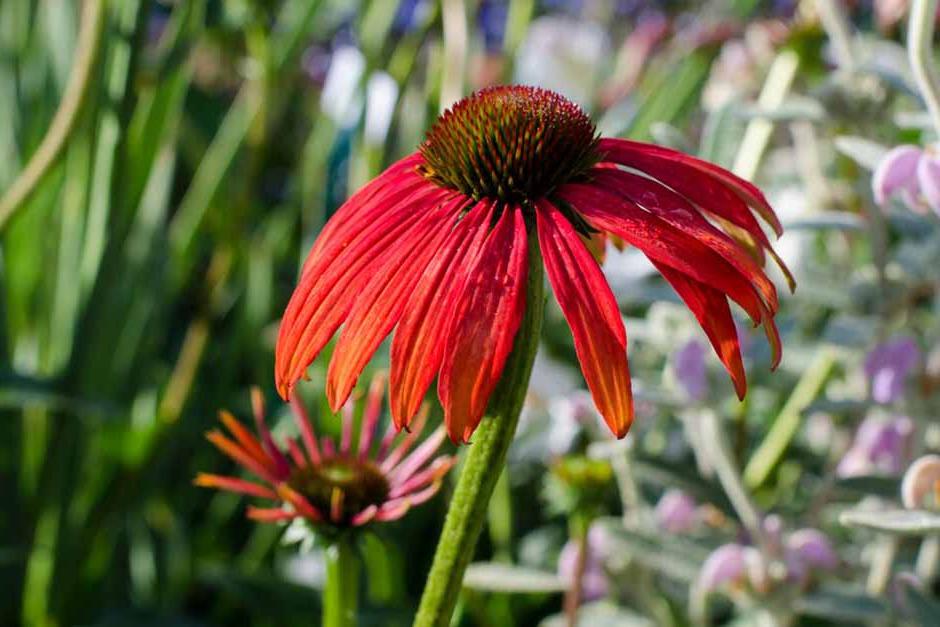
[379,405,430,471]
[358,372,387,459]
[388,426,449,485]
[916,149,940,215]
[873,145,922,206]
[290,395,321,464]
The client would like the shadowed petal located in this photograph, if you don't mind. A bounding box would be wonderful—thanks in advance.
[326,194,463,410]
[438,206,529,443]
[275,183,452,399]
[536,199,633,437]
[389,201,495,428]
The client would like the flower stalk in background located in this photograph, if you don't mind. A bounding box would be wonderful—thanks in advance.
[195,375,454,627]
[273,85,790,626]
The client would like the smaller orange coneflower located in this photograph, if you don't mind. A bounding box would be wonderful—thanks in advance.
[195,373,455,528]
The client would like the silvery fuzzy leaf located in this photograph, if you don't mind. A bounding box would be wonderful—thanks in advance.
[596,518,711,582]
[539,601,656,627]
[735,96,826,122]
[839,509,940,534]
[463,562,566,593]
[796,586,891,621]
[782,212,865,232]
[834,135,889,171]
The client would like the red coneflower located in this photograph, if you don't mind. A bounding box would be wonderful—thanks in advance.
[195,374,455,527]
[276,85,792,444]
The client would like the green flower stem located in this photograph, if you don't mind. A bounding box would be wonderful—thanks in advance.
[324,537,360,627]
[413,230,545,627]
[909,0,940,138]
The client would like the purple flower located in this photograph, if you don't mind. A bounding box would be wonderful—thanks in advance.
[837,415,915,478]
[557,525,611,601]
[673,339,707,401]
[655,489,698,533]
[864,337,920,404]
[785,528,840,583]
[872,145,940,216]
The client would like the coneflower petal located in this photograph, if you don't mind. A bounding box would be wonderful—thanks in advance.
[536,200,633,438]
[194,473,278,499]
[276,184,452,398]
[246,507,298,522]
[325,194,463,411]
[596,138,782,235]
[389,201,495,428]
[298,154,423,278]
[590,167,778,312]
[560,185,771,325]
[653,262,747,399]
[438,206,529,443]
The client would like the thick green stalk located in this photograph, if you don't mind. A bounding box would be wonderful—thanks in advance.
[324,538,360,627]
[413,230,545,627]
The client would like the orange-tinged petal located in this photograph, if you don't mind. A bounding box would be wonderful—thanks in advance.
[536,199,633,438]
[438,206,529,443]
[194,473,278,499]
[388,200,494,428]
[325,194,463,410]
[653,262,747,400]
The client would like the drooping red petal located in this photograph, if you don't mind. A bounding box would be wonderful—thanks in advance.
[536,199,633,438]
[275,183,451,398]
[325,194,463,410]
[590,167,778,312]
[299,154,423,278]
[558,184,771,324]
[438,206,529,443]
[596,137,782,235]
[652,262,747,399]
[388,201,495,429]
[596,138,794,291]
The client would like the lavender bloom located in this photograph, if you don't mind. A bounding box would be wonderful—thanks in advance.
[698,543,750,592]
[673,339,707,402]
[655,489,698,533]
[872,145,940,216]
[901,454,940,510]
[785,528,840,583]
[557,525,611,601]
[837,415,915,478]
[864,337,921,404]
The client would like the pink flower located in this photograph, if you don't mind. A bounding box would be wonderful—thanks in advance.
[654,489,699,533]
[837,415,915,478]
[864,337,921,404]
[557,525,611,601]
[872,145,940,215]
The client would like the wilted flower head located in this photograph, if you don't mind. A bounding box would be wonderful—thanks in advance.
[872,145,940,216]
[196,375,455,529]
[655,489,699,533]
[901,454,940,510]
[673,339,707,402]
[275,85,790,444]
[864,337,921,404]
[836,415,915,478]
[557,524,611,602]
